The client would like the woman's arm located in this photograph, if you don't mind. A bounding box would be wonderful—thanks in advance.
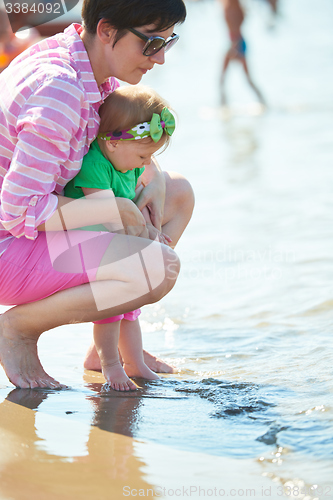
[0,76,87,240]
[38,190,147,236]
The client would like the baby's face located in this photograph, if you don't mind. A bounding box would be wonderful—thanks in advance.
[107,138,165,173]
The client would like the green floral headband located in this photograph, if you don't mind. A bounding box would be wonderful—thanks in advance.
[98,107,175,143]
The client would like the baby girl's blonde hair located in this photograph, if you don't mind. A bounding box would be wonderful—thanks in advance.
[98,85,173,148]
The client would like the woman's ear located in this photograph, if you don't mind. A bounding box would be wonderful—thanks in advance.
[96,19,116,45]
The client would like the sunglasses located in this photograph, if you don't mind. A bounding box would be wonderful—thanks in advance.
[128,28,179,56]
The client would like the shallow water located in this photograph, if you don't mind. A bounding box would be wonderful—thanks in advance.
[1,0,333,498]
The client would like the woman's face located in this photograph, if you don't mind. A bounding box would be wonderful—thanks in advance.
[104,24,175,84]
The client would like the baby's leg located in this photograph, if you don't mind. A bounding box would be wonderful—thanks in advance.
[93,322,137,391]
[118,319,160,380]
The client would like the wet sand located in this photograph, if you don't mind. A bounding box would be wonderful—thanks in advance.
[0,370,283,500]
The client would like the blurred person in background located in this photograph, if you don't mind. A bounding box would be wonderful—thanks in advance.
[219,0,265,106]
[265,0,278,15]
[0,8,39,72]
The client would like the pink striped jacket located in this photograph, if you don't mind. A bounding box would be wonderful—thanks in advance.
[0,23,118,257]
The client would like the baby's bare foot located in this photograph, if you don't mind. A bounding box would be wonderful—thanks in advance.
[0,315,65,389]
[101,360,138,391]
[84,345,174,374]
[143,350,175,374]
[123,361,160,381]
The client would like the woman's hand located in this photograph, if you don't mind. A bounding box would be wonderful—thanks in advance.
[135,157,166,231]
[116,198,147,237]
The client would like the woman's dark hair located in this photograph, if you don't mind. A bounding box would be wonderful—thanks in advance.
[82,0,186,39]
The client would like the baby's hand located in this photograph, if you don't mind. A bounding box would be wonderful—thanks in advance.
[146,223,172,246]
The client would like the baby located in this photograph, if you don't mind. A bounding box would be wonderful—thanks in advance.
[65,85,175,390]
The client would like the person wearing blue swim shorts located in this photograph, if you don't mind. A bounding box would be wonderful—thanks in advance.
[219,0,266,106]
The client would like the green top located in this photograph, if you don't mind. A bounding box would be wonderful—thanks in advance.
[65,139,145,200]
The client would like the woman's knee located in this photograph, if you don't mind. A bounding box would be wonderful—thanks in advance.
[95,236,180,300]
[144,244,180,303]
[164,171,195,215]
[177,175,195,210]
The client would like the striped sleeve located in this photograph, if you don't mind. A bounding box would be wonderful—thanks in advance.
[0,76,84,240]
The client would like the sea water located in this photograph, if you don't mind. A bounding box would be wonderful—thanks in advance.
[0,0,333,497]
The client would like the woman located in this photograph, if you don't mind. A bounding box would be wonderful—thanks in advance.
[0,0,194,389]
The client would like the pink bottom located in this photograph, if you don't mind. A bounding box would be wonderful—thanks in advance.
[94,309,141,324]
[0,231,140,323]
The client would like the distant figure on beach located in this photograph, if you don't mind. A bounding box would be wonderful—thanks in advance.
[262,0,279,30]
[0,0,194,389]
[64,85,175,391]
[219,0,265,106]
[0,9,39,72]
[265,0,278,15]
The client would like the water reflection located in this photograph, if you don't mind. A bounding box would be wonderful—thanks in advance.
[221,116,261,183]
[2,367,333,495]
[85,382,143,437]
[2,378,280,460]
[4,383,145,445]
[0,385,154,500]
[3,374,329,464]
[6,386,49,409]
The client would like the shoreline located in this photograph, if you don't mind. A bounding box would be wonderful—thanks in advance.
[0,371,283,500]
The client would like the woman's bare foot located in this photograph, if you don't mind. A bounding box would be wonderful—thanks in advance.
[143,350,175,374]
[101,360,138,391]
[123,361,160,381]
[0,315,64,389]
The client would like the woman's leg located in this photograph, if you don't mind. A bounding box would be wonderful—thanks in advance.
[134,171,195,372]
[141,171,194,369]
[0,233,180,388]
[161,171,195,248]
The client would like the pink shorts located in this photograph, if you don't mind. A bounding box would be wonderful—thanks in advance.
[0,231,140,323]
